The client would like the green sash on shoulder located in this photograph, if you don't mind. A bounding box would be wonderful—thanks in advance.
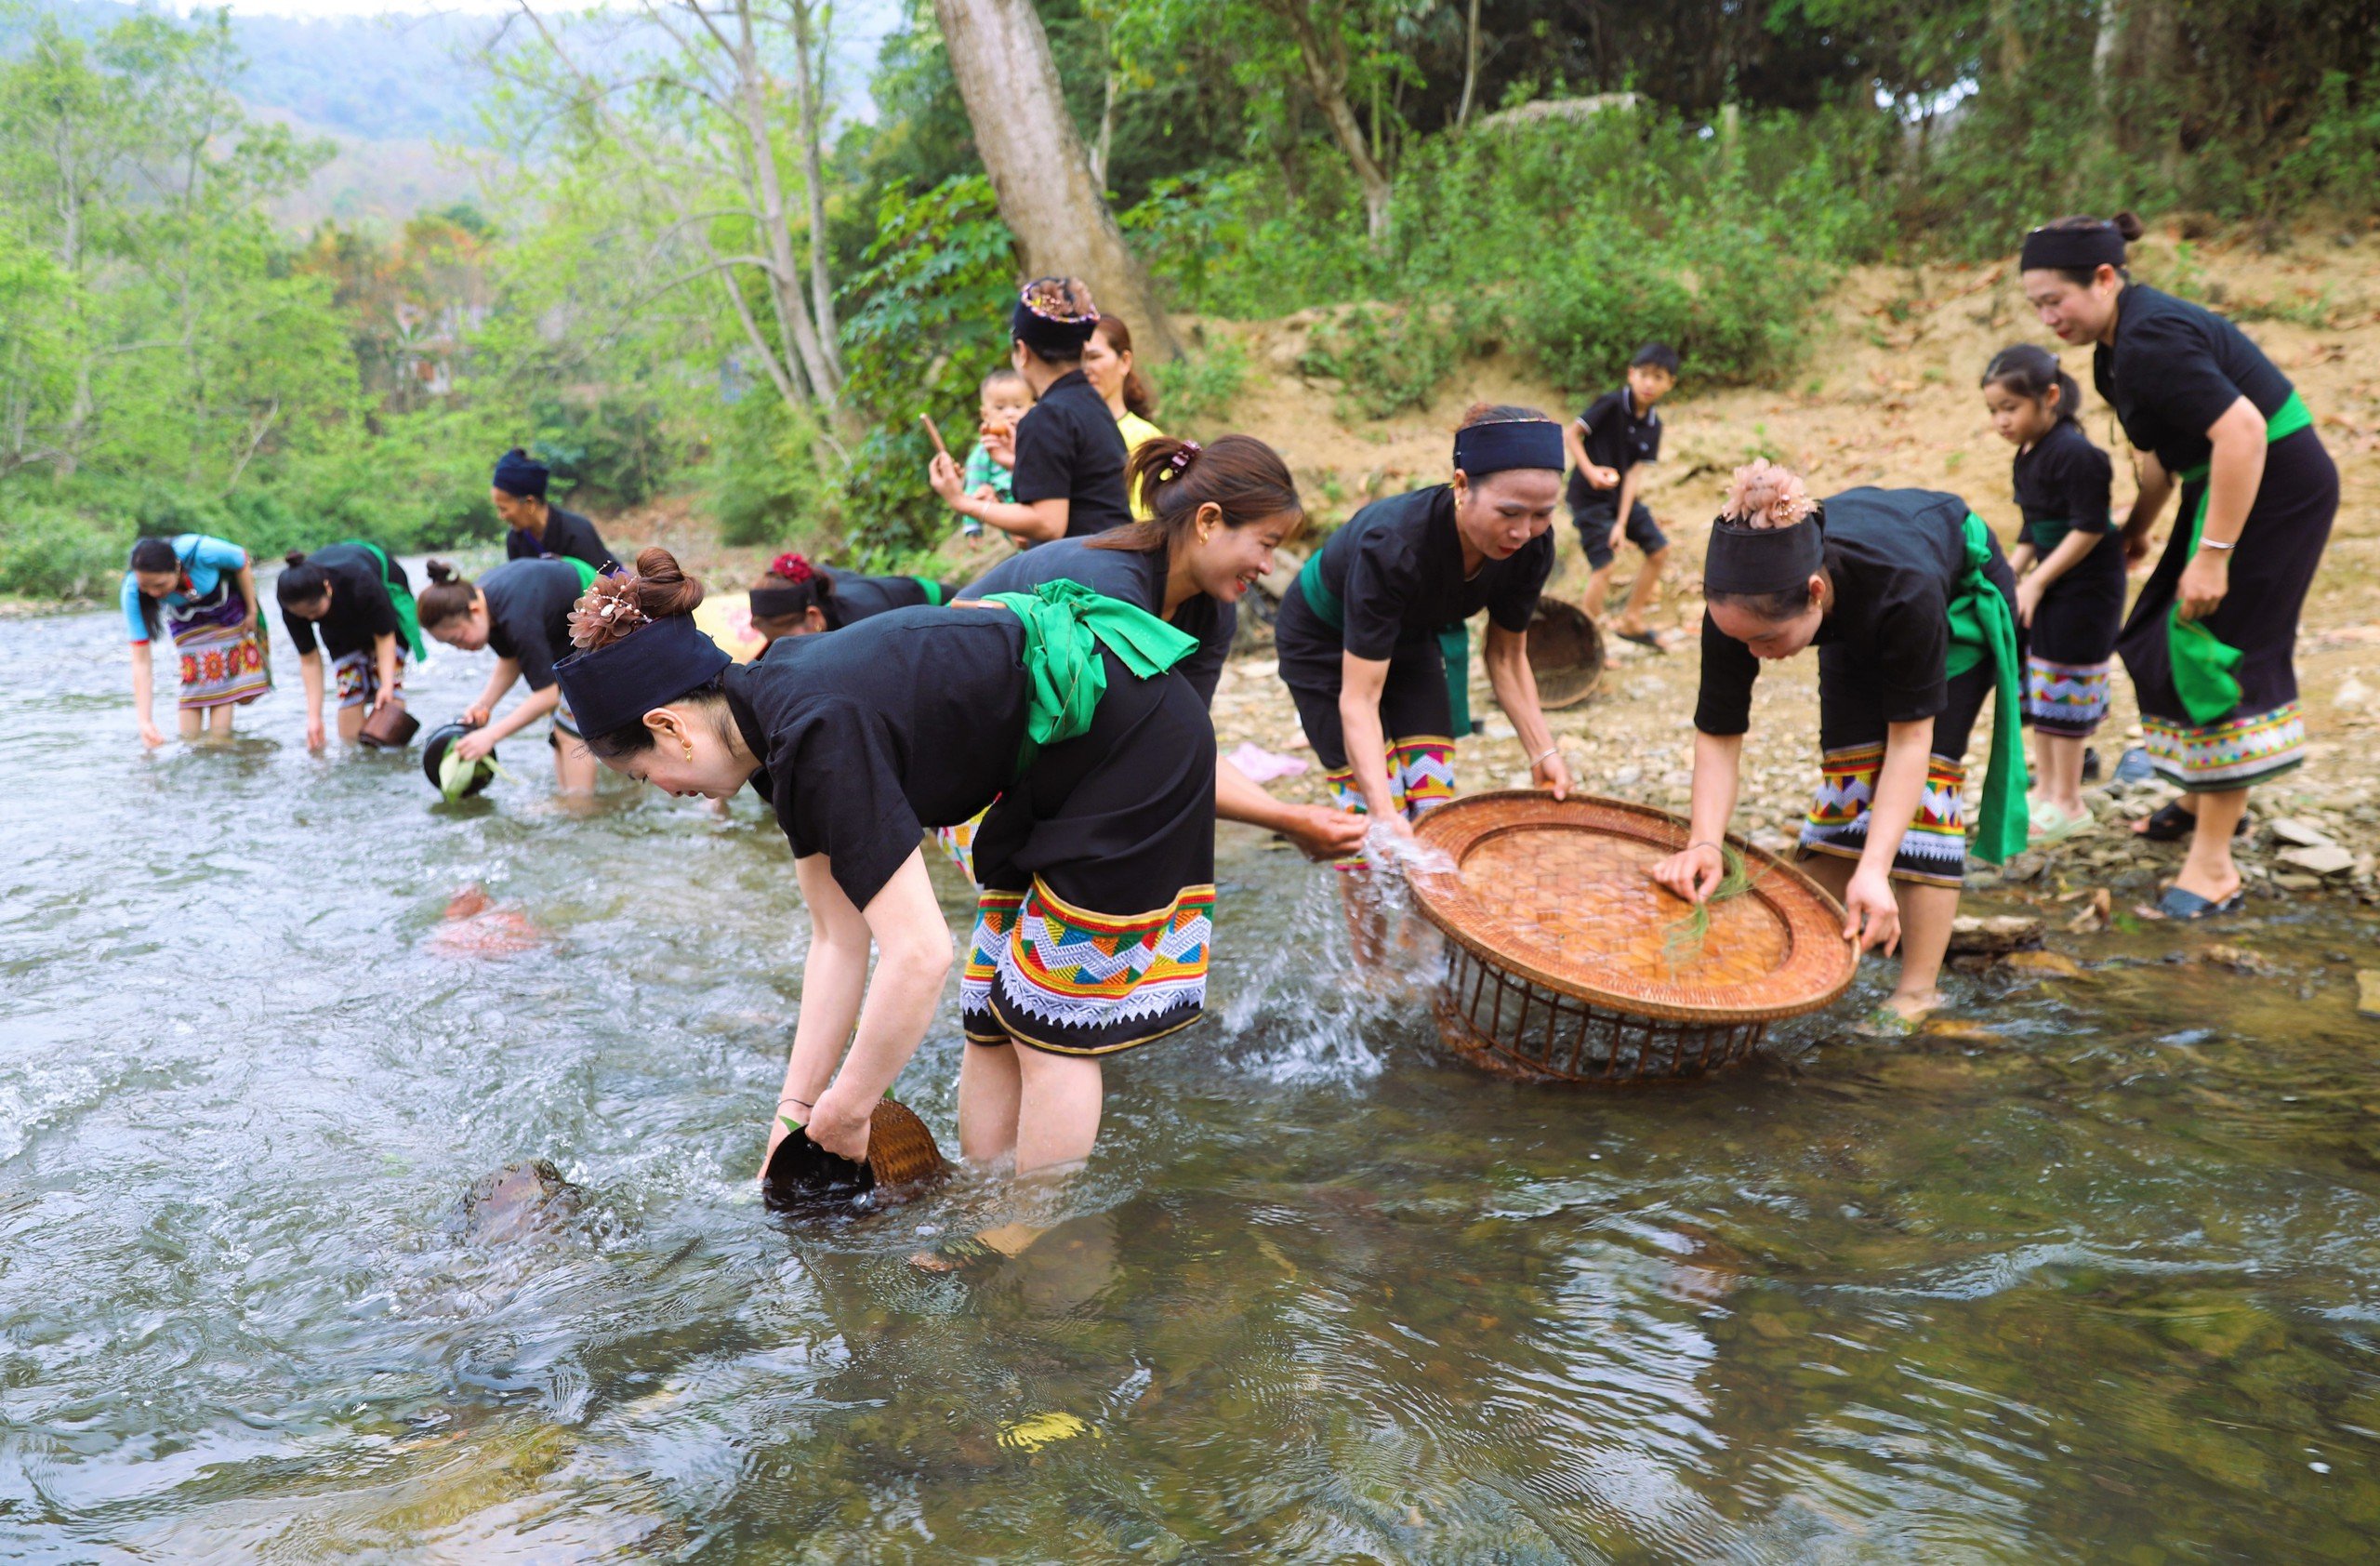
[1294,551,1474,734]
[2165,390,2313,725]
[1943,511,2029,866]
[339,538,428,662]
[984,578,1199,776]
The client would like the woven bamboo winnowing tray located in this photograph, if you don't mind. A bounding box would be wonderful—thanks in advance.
[1405,793,1857,1084]
[763,1098,947,1210]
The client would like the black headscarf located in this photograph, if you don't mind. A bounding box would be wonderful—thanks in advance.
[1012,278,1099,359]
[493,447,549,499]
[2019,222,2126,274]
[553,616,732,741]
[1703,518,1825,597]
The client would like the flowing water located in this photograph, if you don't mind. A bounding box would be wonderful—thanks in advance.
[7,592,2380,1564]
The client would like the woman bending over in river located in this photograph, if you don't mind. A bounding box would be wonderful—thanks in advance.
[278,543,426,750]
[123,534,270,747]
[418,557,601,795]
[553,548,1216,1174]
[1653,463,2029,1032]
[965,434,1366,862]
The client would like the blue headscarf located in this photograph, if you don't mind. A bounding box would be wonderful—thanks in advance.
[493,447,549,499]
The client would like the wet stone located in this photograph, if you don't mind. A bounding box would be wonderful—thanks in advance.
[459,1159,582,1244]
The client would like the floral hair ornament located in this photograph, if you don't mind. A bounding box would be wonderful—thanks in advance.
[1718,459,1819,529]
[1157,441,1202,482]
[566,571,652,650]
[1012,275,1100,356]
[1704,460,1824,598]
[770,551,814,584]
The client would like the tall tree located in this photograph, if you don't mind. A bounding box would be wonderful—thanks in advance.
[932,0,1179,357]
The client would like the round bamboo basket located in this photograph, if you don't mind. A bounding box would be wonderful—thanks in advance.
[763,1098,947,1211]
[1526,600,1605,710]
[1405,793,1856,1083]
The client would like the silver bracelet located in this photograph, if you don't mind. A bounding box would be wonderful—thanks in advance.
[2199,537,2237,552]
[1529,746,1559,767]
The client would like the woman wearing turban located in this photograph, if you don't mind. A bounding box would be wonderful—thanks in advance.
[493,447,615,572]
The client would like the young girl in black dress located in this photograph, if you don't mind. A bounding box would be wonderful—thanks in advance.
[1653,463,2027,1030]
[1980,345,2122,843]
[2022,213,2339,918]
[552,549,1216,1175]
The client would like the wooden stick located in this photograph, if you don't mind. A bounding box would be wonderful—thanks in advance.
[918,413,952,463]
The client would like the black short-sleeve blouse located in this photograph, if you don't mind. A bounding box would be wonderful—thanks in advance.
[1308,485,1554,661]
[963,536,1235,709]
[2093,284,2295,475]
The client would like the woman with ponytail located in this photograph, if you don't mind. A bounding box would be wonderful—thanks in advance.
[277,543,425,750]
[1653,462,2027,1033]
[2021,211,2340,919]
[552,547,1217,1176]
[1980,344,2120,842]
[417,555,601,794]
[963,434,1368,862]
[121,532,269,747]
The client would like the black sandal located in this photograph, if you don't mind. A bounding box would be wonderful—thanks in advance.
[2135,802,2247,843]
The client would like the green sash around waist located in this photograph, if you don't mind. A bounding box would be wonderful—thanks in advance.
[340,538,428,662]
[984,578,1199,776]
[2165,390,2313,725]
[912,577,946,607]
[1294,551,1474,735]
[1942,511,2029,865]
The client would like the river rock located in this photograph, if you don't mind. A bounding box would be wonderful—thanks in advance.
[1948,914,2044,955]
[2359,971,2380,1019]
[461,1159,583,1244]
[2003,949,2083,979]
[2267,816,2336,848]
[2279,843,2357,877]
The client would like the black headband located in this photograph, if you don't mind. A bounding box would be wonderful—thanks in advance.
[1012,297,1098,358]
[747,585,813,620]
[1452,420,1565,477]
[1704,518,1826,597]
[553,615,732,740]
[2020,223,2125,274]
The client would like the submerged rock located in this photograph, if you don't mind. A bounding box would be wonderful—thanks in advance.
[460,1159,583,1244]
[2359,971,2380,1020]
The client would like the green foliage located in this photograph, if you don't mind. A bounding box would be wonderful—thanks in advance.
[1297,305,1458,420]
[0,500,125,599]
[836,174,1020,554]
[1151,338,1250,427]
[707,391,838,548]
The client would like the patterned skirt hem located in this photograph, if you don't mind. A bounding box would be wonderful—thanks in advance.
[959,880,1211,1056]
[1795,837,1965,889]
[2144,705,2307,791]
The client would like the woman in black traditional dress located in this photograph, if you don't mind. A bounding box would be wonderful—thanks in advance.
[1979,345,2122,843]
[967,433,1367,862]
[418,557,601,795]
[1272,405,1574,838]
[1653,463,2028,1031]
[744,552,956,644]
[552,548,1216,1175]
[278,543,426,750]
[2022,213,2338,918]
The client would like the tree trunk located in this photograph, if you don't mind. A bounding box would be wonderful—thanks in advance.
[1091,67,1118,190]
[788,0,841,381]
[933,0,1180,359]
[2092,0,2122,113]
[727,0,840,405]
[1456,0,1482,127]
[1263,0,1392,242]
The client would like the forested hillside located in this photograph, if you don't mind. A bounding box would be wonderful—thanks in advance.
[4,0,2376,600]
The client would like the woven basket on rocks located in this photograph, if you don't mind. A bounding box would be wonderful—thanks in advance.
[1405,793,1856,1084]
[763,1098,947,1210]
[1526,600,1605,710]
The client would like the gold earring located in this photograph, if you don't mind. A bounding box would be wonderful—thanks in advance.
[682,742,694,762]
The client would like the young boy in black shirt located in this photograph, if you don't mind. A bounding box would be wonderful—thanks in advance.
[1565,342,1679,650]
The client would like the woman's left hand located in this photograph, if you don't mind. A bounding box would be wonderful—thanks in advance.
[1532,748,1573,801]
[805,1089,873,1162]
[1286,804,1369,861]
[453,726,496,763]
[1842,866,1901,956]
[2176,549,2230,623]
[2014,575,2043,629]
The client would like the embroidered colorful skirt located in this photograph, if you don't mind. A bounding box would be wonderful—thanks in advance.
[1276,595,1461,849]
[333,647,405,710]
[1801,653,1997,889]
[2117,428,2336,791]
[960,651,1216,1056]
[2022,537,2125,738]
[169,596,271,711]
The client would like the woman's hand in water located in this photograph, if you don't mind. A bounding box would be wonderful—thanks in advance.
[453,727,497,763]
[138,721,166,750]
[805,1088,874,1162]
[1842,865,1902,956]
[305,714,326,750]
[1652,842,1726,903]
[1286,804,1369,861]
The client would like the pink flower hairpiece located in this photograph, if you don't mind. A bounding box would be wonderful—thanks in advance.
[1720,459,1818,529]
[1157,441,1201,482]
[567,573,650,649]
[1019,277,1099,325]
[770,551,813,584]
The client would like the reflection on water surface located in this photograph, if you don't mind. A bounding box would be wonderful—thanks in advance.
[5,602,2380,1562]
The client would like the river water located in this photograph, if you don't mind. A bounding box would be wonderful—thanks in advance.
[6,591,2380,1563]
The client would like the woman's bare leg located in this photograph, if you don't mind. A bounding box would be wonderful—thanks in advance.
[958,1041,1023,1162]
[2174,787,2249,902]
[1012,1047,1102,1174]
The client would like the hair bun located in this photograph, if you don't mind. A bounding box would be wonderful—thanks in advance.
[426,560,457,583]
[284,550,307,568]
[2112,210,2145,242]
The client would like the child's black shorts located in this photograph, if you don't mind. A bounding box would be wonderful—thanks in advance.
[1573,500,1667,570]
